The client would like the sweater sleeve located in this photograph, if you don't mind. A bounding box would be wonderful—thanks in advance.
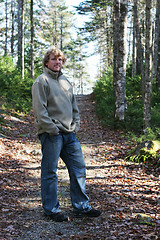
[32,79,59,135]
[72,95,80,133]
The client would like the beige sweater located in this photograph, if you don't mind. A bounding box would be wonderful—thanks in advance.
[32,67,80,135]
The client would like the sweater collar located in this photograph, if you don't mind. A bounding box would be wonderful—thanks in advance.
[44,67,62,80]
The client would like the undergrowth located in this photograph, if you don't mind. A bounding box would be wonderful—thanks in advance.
[93,68,160,134]
[93,68,160,166]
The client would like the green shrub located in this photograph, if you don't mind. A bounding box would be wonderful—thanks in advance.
[0,55,35,113]
[151,81,160,129]
[93,69,115,126]
[93,69,144,131]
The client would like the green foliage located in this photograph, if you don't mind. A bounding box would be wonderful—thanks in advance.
[126,150,155,164]
[126,127,160,143]
[125,140,160,166]
[125,75,143,131]
[151,81,160,128]
[93,68,144,131]
[126,146,156,164]
[93,68,115,126]
[0,55,35,113]
[93,65,160,135]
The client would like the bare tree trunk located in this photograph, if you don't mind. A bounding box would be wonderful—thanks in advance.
[11,0,15,56]
[113,0,119,96]
[154,0,160,86]
[21,0,24,79]
[133,0,145,99]
[17,0,24,78]
[132,3,136,77]
[53,9,58,46]
[114,0,128,121]
[5,0,8,55]
[60,15,63,51]
[156,28,160,88]
[143,0,153,131]
[18,0,22,68]
[30,0,34,79]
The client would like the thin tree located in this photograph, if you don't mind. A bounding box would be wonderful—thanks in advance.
[4,0,8,55]
[11,0,15,56]
[21,0,24,78]
[18,0,24,78]
[135,0,142,76]
[154,0,160,86]
[156,27,160,87]
[60,15,63,50]
[143,0,153,131]
[132,3,136,77]
[30,0,34,79]
[18,0,21,67]
[113,0,119,95]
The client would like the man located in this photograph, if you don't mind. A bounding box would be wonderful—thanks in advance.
[32,46,101,222]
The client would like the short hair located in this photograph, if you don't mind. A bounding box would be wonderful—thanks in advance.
[42,46,66,68]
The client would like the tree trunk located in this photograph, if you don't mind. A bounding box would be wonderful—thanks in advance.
[18,0,22,69]
[114,0,128,121]
[156,30,160,87]
[5,0,8,55]
[30,0,34,79]
[60,15,63,51]
[11,0,15,56]
[113,0,119,96]
[132,2,136,77]
[143,0,153,131]
[21,0,24,79]
[53,9,58,46]
[154,0,160,86]
[18,0,24,78]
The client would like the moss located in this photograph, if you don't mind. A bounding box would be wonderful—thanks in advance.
[125,140,160,164]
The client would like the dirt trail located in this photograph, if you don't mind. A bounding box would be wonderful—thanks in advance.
[1,94,160,240]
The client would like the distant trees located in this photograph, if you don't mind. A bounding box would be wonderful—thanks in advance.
[0,0,89,94]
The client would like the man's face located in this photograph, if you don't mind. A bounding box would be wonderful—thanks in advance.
[46,53,63,72]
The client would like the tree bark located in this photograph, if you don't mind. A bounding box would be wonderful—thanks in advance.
[21,0,24,79]
[18,0,22,69]
[5,0,8,55]
[30,0,34,79]
[11,0,15,56]
[53,9,58,46]
[60,15,63,51]
[113,0,119,96]
[18,0,24,78]
[114,0,128,121]
[132,2,136,77]
[143,0,153,131]
[154,0,160,86]
[156,30,160,88]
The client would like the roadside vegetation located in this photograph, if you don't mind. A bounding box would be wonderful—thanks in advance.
[0,55,41,113]
[93,65,160,167]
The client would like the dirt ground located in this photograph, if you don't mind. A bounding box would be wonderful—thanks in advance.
[0,94,160,240]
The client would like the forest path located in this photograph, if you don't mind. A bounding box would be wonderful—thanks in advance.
[0,94,159,240]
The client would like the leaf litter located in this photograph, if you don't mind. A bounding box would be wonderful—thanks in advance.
[0,94,159,240]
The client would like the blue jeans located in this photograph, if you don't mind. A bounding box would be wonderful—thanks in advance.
[39,132,92,215]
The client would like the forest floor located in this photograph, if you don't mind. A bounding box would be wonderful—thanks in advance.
[0,94,160,240]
